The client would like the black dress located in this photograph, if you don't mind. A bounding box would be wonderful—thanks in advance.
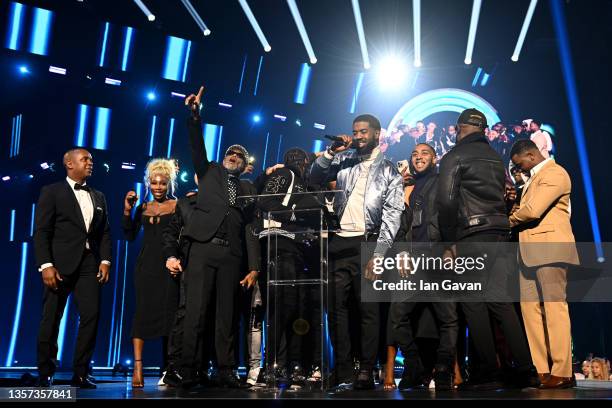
[123,203,179,339]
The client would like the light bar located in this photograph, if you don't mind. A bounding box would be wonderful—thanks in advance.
[464,0,483,65]
[2,176,10,181]
[218,102,232,108]
[105,77,122,86]
[132,0,155,21]
[351,0,370,69]
[238,0,271,52]
[512,0,538,62]
[314,123,326,130]
[171,91,186,98]
[121,162,136,170]
[40,162,49,170]
[48,65,66,75]
[287,0,317,64]
[274,114,287,121]
[413,0,422,67]
[180,0,211,36]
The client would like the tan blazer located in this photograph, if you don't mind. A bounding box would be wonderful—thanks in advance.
[509,159,579,267]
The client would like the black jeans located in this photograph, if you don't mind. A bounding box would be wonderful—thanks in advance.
[37,250,100,378]
[458,232,533,378]
[328,235,379,378]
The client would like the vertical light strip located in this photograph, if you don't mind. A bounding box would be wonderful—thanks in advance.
[75,104,89,147]
[204,124,220,162]
[215,127,223,162]
[550,0,604,261]
[148,115,157,156]
[480,72,490,86]
[7,2,25,51]
[94,107,111,150]
[30,7,53,56]
[253,56,263,96]
[294,63,312,104]
[10,117,16,158]
[9,210,16,242]
[30,203,35,237]
[351,0,370,70]
[238,54,248,94]
[411,70,420,89]
[121,27,134,71]
[167,118,175,158]
[312,140,323,153]
[163,36,187,81]
[471,67,483,87]
[262,132,270,171]
[276,134,283,163]
[15,114,22,157]
[512,0,538,62]
[99,22,110,67]
[181,40,192,82]
[116,241,129,363]
[107,239,121,367]
[464,0,482,65]
[56,301,69,362]
[5,242,28,367]
[413,0,422,67]
[349,72,365,114]
[286,0,317,64]
[238,0,272,52]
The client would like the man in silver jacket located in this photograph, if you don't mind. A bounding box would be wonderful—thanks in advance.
[309,114,404,389]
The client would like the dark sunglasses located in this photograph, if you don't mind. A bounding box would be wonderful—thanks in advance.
[225,150,246,161]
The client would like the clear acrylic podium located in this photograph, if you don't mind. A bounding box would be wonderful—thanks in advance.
[238,190,344,391]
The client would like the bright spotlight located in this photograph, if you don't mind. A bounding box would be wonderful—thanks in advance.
[253,114,261,123]
[376,55,410,89]
[511,55,519,62]
[464,58,472,65]
[19,65,29,74]
[310,57,317,64]
[264,45,271,52]
[414,59,422,68]
[203,29,211,36]
[147,14,155,21]
[147,91,156,101]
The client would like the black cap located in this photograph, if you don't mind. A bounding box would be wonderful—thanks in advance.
[457,108,487,129]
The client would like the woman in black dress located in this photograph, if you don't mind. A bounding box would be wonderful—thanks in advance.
[123,158,179,387]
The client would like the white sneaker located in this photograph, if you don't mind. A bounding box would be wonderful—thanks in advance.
[158,371,167,386]
[247,367,261,386]
[307,367,322,382]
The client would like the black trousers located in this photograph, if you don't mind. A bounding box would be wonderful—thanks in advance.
[458,232,533,377]
[180,240,242,378]
[389,301,458,368]
[37,250,100,378]
[328,235,379,378]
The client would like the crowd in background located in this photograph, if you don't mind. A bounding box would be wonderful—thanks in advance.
[577,357,612,381]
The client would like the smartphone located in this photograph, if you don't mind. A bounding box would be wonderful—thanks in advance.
[397,160,410,174]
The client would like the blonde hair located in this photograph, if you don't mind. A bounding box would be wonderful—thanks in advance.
[144,158,177,199]
[588,358,610,380]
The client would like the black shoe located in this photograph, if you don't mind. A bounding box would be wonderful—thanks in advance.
[353,369,375,390]
[433,364,454,391]
[398,361,425,390]
[37,375,53,387]
[513,366,541,389]
[163,369,183,387]
[458,378,505,391]
[71,374,97,389]
[217,371,249,389]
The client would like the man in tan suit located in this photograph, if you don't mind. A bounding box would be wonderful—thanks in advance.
[509,139,579,389]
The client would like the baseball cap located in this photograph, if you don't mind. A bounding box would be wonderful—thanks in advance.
[457,108,488,129]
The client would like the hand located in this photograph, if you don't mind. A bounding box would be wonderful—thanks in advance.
[124,191,138,213]
[42,266,63,291]
[185,86,204,115]
[265,163,284,176]
[364,257,381,282]
[401,168,414,186]
[330,134,353,154]
[242,164,254,175]
[443,245,457,262]
[397,251,411,278]
[240,271,259,289]
[166,258,183,276]
[504,184,517,203]
[97,263,110,284]
[509,203,520,216]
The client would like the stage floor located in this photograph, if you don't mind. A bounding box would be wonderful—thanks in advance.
[1,372,612,400]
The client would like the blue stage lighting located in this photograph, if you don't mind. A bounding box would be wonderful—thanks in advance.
[376,55,409,90]
[465,0,483,65]
[147,91,156,101]
[19,65,29,74]
[28,174,33,179]
[253,114,261,123]
[180,171,189,183]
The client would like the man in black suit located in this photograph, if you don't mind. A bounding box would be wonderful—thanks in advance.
[34,148,112,388]
[179,87,260,388]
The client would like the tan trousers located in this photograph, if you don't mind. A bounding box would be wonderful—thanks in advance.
[519,265,572,377]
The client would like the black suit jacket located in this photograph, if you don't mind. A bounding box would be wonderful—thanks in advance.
[184,115,258,259]
[33,180,112,276]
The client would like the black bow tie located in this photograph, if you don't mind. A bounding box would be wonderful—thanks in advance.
[74,183,90,192]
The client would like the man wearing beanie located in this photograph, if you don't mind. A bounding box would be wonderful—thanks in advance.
[435,108,539,390]
[178,87,260,388]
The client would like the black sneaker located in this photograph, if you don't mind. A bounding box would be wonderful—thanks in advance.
[433,364,454,391]
[353,369,375,390]
[398,361,425,390]
[217,370,249,389]
[163,368,183,387]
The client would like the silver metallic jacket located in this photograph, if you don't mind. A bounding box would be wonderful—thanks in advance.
[309,150,404,256]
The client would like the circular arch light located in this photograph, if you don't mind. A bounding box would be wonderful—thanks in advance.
[386,88,501,132]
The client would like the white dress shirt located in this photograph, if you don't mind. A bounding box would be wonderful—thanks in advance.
[39,177,110,272]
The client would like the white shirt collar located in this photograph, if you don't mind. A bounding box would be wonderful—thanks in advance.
[529,158,552,178]
[66,176,87,189]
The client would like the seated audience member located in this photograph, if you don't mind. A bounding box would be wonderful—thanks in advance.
[588,358,610,381]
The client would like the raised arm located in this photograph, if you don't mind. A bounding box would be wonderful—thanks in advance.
[185,86,211,179]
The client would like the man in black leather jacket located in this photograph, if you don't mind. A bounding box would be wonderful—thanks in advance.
[436,109,539,390]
